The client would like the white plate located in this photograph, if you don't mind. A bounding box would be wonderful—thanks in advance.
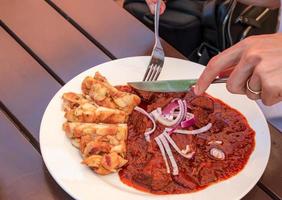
[40,57,270,200]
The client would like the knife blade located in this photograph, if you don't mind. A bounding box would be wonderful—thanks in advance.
[128,78,227,92]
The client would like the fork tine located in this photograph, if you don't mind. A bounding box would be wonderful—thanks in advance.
[143,58,164,81]
[149,64,159,81]
[146,64,157,81]
[142,0,164,82]
[152,64,162,81]
[142,63,153,81]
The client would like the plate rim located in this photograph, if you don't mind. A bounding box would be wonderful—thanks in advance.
[40,56,271,200]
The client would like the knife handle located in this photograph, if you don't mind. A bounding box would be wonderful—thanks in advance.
[212,77,228,84]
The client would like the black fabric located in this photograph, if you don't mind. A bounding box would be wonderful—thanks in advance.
[195,0,279,64]
[124,0,203,57]
[124,0,279,65]
[201,0,220,48]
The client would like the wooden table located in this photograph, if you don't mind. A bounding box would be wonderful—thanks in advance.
[0,1,281,199]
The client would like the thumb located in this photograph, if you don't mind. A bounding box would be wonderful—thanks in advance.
[146,0,166,15]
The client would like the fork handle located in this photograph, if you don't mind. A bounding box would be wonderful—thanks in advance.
[154,0,161,48]
[212,77,228,84]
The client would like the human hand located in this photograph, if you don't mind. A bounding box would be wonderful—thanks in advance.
[145,0,166,15]
[194,33,282,106]
[237,0,280,9]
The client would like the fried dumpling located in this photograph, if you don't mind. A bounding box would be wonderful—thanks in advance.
[63,122,127,140]
[62,72,140,175]
[63,122,128,175]
[62,92,93,111]
[81,72,140,114]
[64,102,128,124]
[63,92,128,124]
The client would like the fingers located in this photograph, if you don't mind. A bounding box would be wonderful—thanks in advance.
[247,60,282,106]
[218,67,234,78]
[146,0,166,14]
[245,74,261,100]
[260,72,282,106]
[264,96,282,106]
[194,42,245,95]
[160,3,166,14]
[261,86,281,106]
[228,61,281,105]
[226,53,260,95]
[195,33,282,106]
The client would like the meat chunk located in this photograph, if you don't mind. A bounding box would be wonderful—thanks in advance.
[146,96,173,112]
[199,168,217,186]
[151,169,171,191]
[209,113,226,133]
[132,173,152,188]
[192,107,210,128]
[190,96,214,112]
[134,90,154,102]
[172,171,197,190]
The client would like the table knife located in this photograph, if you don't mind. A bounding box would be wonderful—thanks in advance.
[128,78,227,92]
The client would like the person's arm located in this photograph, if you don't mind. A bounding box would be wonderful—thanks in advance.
[194,0,282,106]
[194,34,282,106]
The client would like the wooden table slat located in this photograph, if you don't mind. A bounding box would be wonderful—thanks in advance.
[259,124,282,198]
[0,0,110,83]
[0,110,72,200]
[0,104,273,200]
[242,186,272,200]
[49,0,186,59]
[0,27,61,142]
[0,1,281,199]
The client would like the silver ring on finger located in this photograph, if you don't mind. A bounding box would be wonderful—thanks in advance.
[246,78,261,95]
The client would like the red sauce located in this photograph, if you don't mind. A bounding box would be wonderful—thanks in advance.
[117,88,255,195]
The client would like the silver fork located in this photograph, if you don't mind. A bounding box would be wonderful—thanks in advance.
[142,0,165,81]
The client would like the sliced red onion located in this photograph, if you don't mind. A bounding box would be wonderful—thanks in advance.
[172,112,180,117]
[162,111,175,121]
[182,100,188,120]
[155,137,170,174]
[180,113,195,128]
[163,114,174,121]
[162,100,179,115]
[171,98,181,103]
[170,123,212,135]
[134,106,156,142]
[163,130,195,159]
[151,99,185,127]
[177,99,186,124]
[159,134,179,175]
